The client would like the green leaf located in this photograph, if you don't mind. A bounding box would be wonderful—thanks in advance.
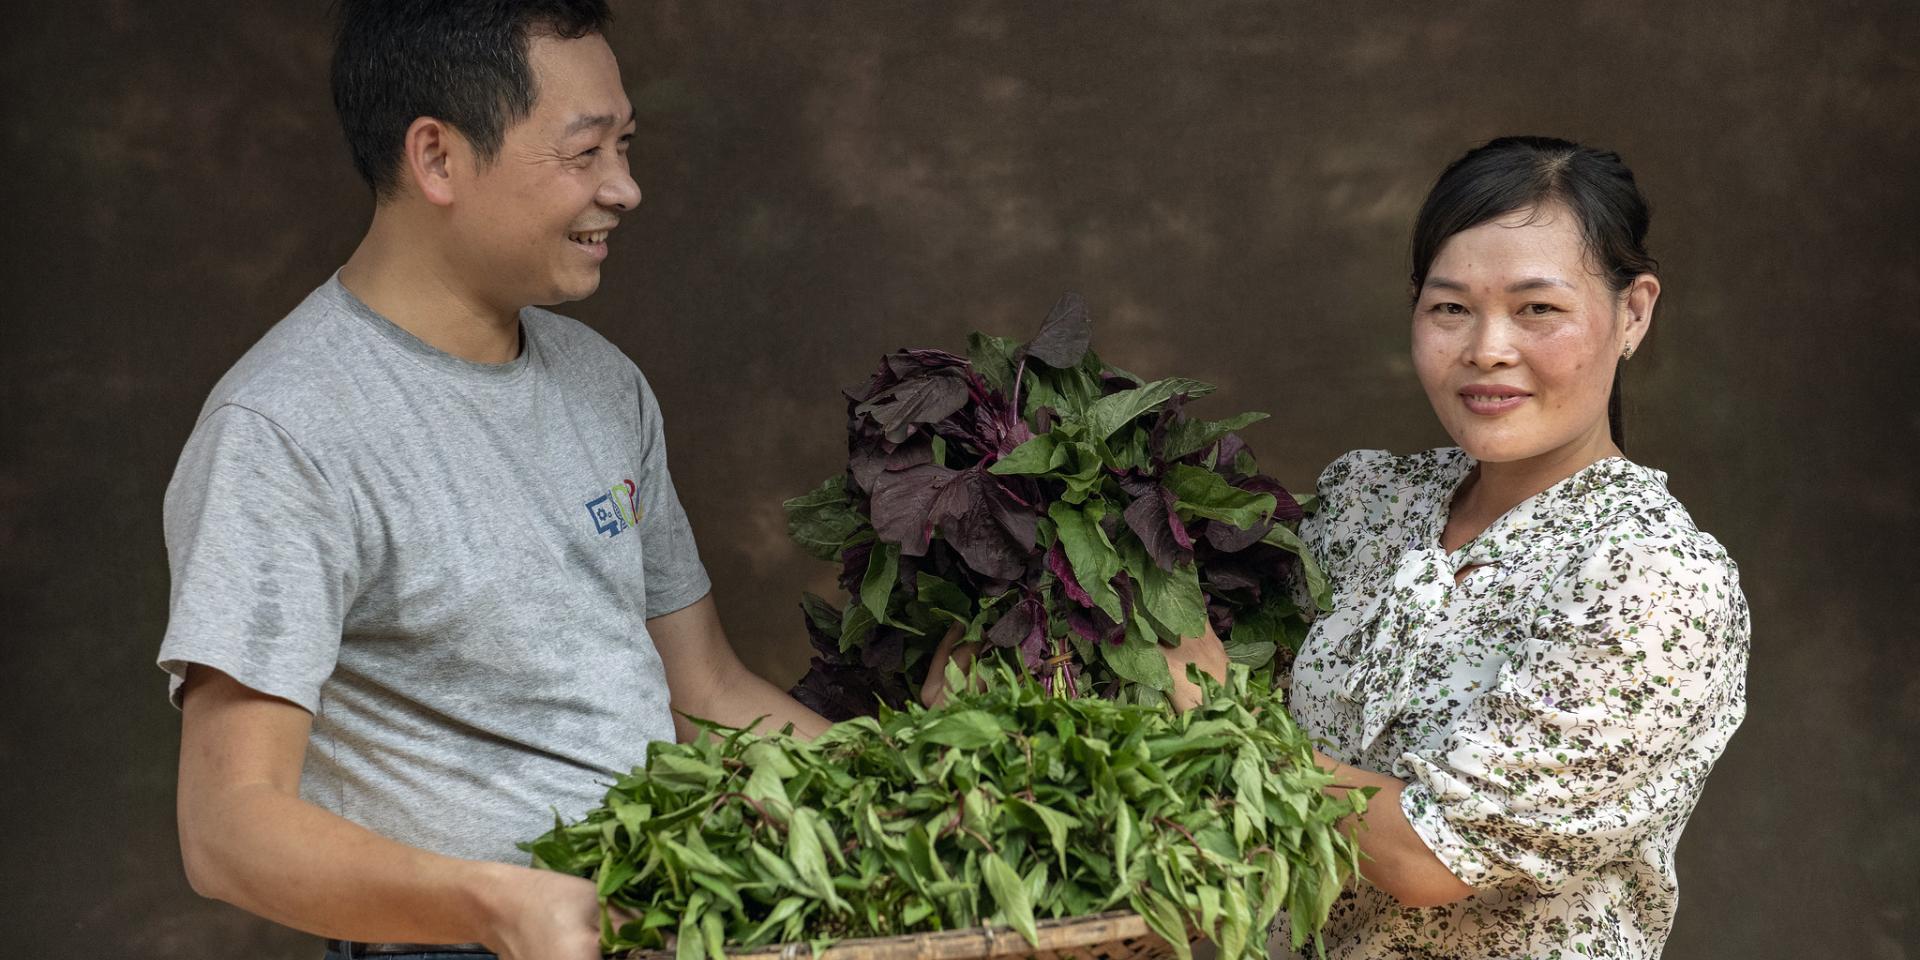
[1125,542,1208,641]
[967,332,1023,396]
[1048,501,1124,621]
[1261,522,1333,612]
[1103,620,1174,692]
[839,602,877,653]
[783,478,864,562]
[860,541,901,623]
[1165,464,1275,530]
[988,433,1057,476]
[1161,411,1269,462]
[1008,796,1083,873]
[918,710,1005,749]
[1082,377,1217,441]
[982,852,1039,945]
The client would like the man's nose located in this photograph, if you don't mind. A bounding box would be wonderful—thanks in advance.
[600,170,642,212]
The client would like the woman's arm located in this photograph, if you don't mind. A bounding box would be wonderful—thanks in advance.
[1167,625,1475,908]
[1311,753,1477,908]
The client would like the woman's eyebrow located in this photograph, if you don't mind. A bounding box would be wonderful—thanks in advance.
[1421,276,1575,293]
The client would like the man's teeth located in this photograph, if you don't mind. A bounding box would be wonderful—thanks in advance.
[568,230,609,244]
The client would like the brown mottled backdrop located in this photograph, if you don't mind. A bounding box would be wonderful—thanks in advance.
[3,1,1915,956]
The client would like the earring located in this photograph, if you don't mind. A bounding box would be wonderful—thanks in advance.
[1622,344,1634,359]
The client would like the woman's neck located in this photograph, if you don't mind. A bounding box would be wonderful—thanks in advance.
[1443,430,1621,552]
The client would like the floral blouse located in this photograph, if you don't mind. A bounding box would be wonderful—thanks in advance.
[1273,448,1749,960]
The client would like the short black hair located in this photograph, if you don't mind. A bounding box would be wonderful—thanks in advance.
[331,0,614,200]
[1409,136,1658,450]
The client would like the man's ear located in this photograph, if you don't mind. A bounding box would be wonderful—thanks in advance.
[401,116,461,207]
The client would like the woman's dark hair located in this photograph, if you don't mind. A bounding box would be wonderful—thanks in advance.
[331,0,614,201]
[1409,136,1658,451]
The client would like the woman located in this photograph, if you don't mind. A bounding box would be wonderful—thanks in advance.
[1203,136,1750,959]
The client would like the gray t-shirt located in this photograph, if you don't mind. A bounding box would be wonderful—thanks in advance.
[158,274,710,865]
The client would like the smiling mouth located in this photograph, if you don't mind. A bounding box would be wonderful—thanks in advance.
[567,229,610,245]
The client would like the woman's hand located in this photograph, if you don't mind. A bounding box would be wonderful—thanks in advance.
[1165,620,1230,712]
[918,622,979,708]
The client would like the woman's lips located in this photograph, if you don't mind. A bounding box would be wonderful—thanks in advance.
[1460,389,1531,415]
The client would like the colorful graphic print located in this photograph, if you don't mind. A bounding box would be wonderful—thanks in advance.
[585,479,643,538]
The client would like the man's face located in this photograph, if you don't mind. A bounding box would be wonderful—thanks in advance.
[446,32,639,311]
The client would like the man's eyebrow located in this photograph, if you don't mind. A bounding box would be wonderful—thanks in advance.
[562,107,637,138]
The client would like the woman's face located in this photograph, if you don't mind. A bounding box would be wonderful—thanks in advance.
[1411,202,1655,469]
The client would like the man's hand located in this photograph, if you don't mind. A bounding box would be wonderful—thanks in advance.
[175,666,607,956]
[475,865,604,960]
[1164,620,1230,712]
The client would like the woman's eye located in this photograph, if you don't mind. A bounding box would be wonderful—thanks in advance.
[575,148,600,160]
[1523,303,1559,316]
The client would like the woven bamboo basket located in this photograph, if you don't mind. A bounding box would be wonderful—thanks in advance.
[621,910,1182,960]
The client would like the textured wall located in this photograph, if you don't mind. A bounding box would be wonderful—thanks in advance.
[3,1,1916,956]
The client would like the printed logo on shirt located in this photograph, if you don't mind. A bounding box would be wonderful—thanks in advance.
[585,479,644,538]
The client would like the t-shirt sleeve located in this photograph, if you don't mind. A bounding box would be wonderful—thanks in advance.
[632,369,712,619]
[157,404,360,712]
[1396,537,1751,892]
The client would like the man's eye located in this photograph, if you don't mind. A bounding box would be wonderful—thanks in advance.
[1523,303,1558,316]
[576,147,600,159]
[1431,302,1466,315]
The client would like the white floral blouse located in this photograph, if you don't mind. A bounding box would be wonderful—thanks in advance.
[1274,448,1749,960]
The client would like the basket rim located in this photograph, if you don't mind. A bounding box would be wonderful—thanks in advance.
[619,909,1172,960]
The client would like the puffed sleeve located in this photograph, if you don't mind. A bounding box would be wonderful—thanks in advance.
[1283,449,1394,615]
[1396,534,1750,891]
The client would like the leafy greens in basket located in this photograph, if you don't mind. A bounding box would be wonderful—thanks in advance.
[523,666,1369,960]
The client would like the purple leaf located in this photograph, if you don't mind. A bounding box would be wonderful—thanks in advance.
[870,463,958,555]
[1047,541,1094,608]
[855,371,971,444]
[1021,293,1093,369]
[1236,474,1305,521]
[1123,484,1194,571]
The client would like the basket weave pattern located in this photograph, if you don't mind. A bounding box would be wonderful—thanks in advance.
[622,910,1179,960]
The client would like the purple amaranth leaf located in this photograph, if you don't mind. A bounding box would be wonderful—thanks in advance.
[1046,541,1094,608]
[861,627,906,672]
[1199,555,1262,594]
[1214,433,1248,471]
[838,538,875,595]
[1066,606,1104,644]
[1109,570,1137,645]
[1123,484,1194,572]
[927,465,1039,581]
[1203,516,1272,553]
[1020,293,1093,369]
[854,370,971,444]
[791,663,875,722]
[870,462,958,555]
[1235,474,1304,521]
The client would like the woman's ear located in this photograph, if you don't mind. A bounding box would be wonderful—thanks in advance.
[1622,272,1661,355]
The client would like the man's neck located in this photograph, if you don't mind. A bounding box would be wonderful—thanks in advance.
[337,210,523,365]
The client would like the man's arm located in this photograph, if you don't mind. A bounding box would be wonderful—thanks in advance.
[176,665,605,958]
[647,594,831,740]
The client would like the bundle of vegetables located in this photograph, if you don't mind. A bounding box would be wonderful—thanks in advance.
[784,294,1331,719]
[522,666,1369,960]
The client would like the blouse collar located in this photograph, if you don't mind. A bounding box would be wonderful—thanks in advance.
[1424,448,1667,569]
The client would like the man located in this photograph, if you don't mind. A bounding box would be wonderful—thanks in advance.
[157,3,827,958]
